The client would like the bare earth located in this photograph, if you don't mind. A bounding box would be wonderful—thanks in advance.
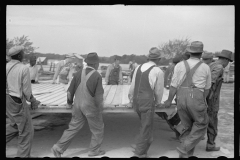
[6,83,234,158]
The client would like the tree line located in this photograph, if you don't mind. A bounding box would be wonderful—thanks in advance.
[7,35,234,66]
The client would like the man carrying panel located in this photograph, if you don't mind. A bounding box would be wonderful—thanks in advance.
[105,56,123,85]
[6,46,41,157]
[51,52,105,157]
[206,50,233,152]
[128,47,164,158]
[163,41,212,158]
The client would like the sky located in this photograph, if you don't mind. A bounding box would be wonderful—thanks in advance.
[6,5,234,57]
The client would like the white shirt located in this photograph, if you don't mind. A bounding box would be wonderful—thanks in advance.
[128,61,164,105]
[171,57,212,91]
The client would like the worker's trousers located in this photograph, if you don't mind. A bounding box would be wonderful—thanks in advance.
[54,107,104,154]
[176,88,209,157]
[133,99,155,156]
[6,94,34,157]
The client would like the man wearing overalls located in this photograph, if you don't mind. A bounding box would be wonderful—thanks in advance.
[6,46,41,157]
[163,41,212,158]
[51,52,105,157]
[206,50,233,152]
[105,56,123,85]
[128,47,164,158]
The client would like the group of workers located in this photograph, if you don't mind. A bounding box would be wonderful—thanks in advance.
[6,41,233,158]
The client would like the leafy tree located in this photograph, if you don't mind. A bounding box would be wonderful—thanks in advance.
[6,35,39,54]
[158,38,191,59]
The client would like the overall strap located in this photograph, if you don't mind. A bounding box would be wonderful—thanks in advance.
[181,60,203,87]
[6,62,20,94]
[189,61,203,85]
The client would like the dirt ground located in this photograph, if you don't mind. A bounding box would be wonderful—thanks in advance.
[6,83,234,158]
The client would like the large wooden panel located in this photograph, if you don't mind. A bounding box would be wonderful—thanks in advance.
[43,91,66,105]
[104,85,117,105]
[111,85,123,105]
[103,85,112,100]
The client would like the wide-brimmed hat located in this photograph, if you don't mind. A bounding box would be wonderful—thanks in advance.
[217,50,233,62]
[66,53,84,60]
[147,47,162,59]
[202,52,213,59]
[186,41,204,53]
[7,45,24,57]
[84,52,99,64]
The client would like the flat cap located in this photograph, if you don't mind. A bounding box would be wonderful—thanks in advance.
[8,45,24,57]
[202,52,213,59]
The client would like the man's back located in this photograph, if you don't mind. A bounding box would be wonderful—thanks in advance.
[6,60,32,100]
[171,58,211,91]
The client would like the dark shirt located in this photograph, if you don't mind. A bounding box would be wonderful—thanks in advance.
[67,67,104,106]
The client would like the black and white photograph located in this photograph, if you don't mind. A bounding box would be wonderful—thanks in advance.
[6,5,234,158]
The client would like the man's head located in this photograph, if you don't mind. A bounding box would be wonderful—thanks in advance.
[8,45,25,62]
[84,52,100,70]
[186,41,204,59]
[30,55,37,66]
[182,52,190,60]
[147,47,162,65]
[201,52,213,65]
[114,56,121,66]
[172,54,182,65]
[217,50,233,68]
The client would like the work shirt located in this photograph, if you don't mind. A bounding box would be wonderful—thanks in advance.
[224,62,232,72]
[164,63,176,87]
[6,60,32,101]
[67,66,104,106]
[105,63,123,84]
[171,57,211,91]
[27,64,39,81]
[209,61,224,84]
[129,61,164,105]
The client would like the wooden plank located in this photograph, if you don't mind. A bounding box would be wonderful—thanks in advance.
[32,83,55,91]
[33,84,63,92]
[36,90,65,101]
[34,87,64,99]
[122,85,130,105]
[103,85,112,100]
[50,93,67,106]
[111,85,123,105]
[105,85,117,105]
[43,90,66,104]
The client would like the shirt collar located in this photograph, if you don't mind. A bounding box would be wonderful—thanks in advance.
[189,57,200,61]
[86,66,95,70]
[148,61,157,66]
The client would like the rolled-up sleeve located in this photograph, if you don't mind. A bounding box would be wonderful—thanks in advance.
[154,68,164,105]
[67,74,77,105]
[170,63,182,88]
[205,66,212,89]
[22,67,32,101]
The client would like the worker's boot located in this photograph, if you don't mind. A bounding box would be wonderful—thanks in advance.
[206,146,220,152]
[88,150,105,157]
[51,145,62,157]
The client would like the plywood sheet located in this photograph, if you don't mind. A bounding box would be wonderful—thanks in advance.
[111,85,123,105]
[103,85,112,100]
[105,85,117,105]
